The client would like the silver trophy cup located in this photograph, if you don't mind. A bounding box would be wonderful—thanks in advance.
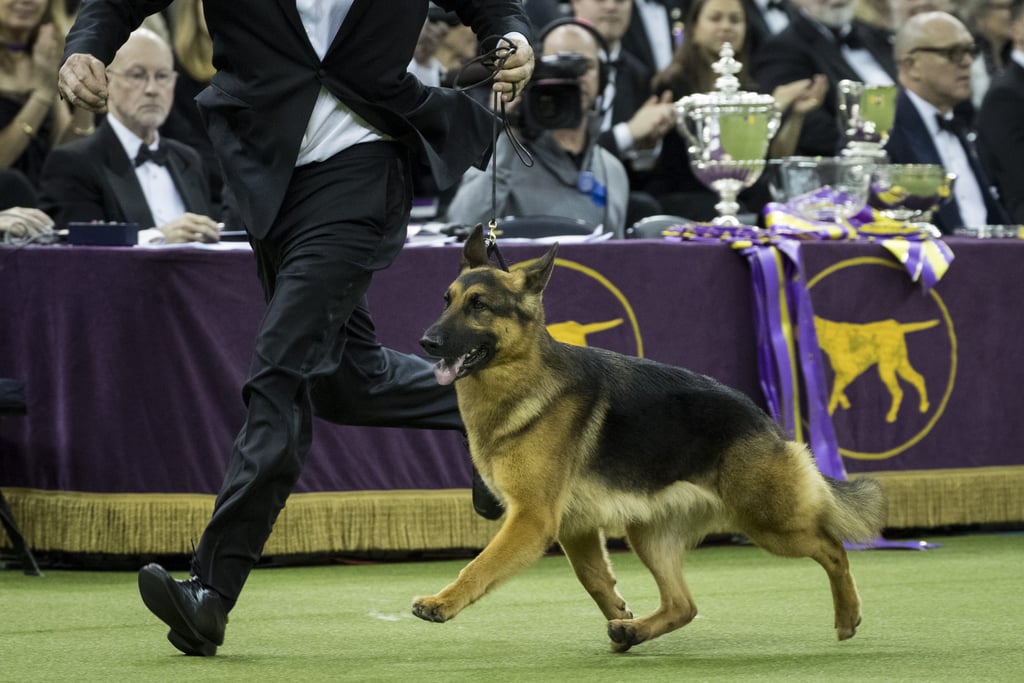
[868,163,957,237]
[675,43,781,226]
[837,80,897,160]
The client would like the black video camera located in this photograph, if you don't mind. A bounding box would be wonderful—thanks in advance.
[520,52,591,131]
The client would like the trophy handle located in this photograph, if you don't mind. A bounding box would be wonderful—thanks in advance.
[766,104,782,143]
[674,98,700,149]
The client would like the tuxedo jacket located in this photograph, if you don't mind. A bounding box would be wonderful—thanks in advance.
[64,1,531,238]
[595,50,656,188]
[37,121,213,229]
[621,0,688,77]
[976,61,1024,223]
[741,0,798,56]
[885,89,1010,233]
[750,12,896,156]
[597,50,654,156]
[610,50,654,130]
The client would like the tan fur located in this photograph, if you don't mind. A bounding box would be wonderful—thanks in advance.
[412,228,885,651]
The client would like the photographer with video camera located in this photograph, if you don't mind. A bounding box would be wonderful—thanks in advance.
[445,19,630,237]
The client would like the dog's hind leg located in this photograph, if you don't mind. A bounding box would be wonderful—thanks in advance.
[559,529,632,621]
[606,523,697,652]
[724,441,866,641]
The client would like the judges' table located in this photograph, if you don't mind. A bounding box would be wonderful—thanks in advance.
[1,239,1022,558]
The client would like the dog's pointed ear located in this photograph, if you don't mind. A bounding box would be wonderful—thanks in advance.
[523,243,558,294]
[460,224,490,271]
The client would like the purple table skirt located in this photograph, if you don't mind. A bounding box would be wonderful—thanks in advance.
[1,238,1021,495]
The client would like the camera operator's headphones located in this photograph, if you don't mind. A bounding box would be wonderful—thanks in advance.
[536,17,612,94]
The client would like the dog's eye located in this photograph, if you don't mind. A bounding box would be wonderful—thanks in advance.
[443,292,452,310]
[468,293,488,311]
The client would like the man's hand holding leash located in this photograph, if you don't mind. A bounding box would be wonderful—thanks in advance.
[491,34,533,102]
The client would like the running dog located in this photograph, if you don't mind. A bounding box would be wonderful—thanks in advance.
[414,226,886,652]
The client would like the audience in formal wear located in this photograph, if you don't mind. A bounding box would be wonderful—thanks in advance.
[751,0,897,156]
[976,0,1024,223]
[445,20,630,236]
[570,0,674,221]
[645,0,827,220]
[0,0,93,186]
[622,0,687,74]
[743,0,798,53]
[408,11,453,88]
[885,11,1010,233]
[963,0,1015,106]
[38,28,221,244]
[572,0,674,168]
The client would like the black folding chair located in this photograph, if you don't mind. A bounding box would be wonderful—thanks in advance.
[0,378,42,576]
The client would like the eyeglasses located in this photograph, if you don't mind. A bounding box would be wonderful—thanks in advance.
[909,44,980,63]
[107,68,178,88]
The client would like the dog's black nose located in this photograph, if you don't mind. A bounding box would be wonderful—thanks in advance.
[420,333,442,356]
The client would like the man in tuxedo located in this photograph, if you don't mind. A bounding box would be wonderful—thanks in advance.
[886,11,1010,232]
[58,0,534,657]
[751,0,897,156]
[570,0,675,212]
[39,29,220,244]
[743,0,797,55]
[622,0,688,75]
[976,0,1024,223]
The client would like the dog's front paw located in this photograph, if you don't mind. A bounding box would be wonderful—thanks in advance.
[607,618,646,653]
[412,595,454,623]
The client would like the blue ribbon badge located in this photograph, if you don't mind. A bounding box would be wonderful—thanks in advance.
[577,171,607,208]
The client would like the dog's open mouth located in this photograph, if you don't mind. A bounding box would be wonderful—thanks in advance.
[432,346,491,385]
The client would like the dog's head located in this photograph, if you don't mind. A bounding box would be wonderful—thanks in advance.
[420,225,558,385]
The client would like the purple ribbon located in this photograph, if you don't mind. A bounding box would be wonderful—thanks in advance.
[664,216,946,550]
[664,223,840,474]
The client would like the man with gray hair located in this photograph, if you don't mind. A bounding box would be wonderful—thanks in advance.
[885,11,1010,233]
[39,29,221,244]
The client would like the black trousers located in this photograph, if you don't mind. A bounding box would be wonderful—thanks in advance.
[193,142,462,604]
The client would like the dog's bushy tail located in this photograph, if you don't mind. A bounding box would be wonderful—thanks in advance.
[824,477,887,543]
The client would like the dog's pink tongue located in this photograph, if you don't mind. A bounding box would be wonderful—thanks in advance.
[433,358,462,386]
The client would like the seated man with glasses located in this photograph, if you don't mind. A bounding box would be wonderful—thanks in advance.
[38,29,224,244]
[885,11,1010,233]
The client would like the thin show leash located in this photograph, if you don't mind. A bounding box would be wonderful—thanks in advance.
[451,37,535,273]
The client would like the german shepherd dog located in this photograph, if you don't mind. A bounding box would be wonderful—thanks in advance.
[414,226,886,651]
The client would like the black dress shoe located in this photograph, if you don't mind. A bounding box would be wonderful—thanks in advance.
[138,563,227,656]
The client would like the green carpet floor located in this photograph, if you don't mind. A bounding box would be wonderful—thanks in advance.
[1,532,1022,682]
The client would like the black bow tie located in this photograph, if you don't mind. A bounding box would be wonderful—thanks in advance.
[134,145,167,167]
[830,26,863,50]
[766,0,787,12]
[935,114,965,136]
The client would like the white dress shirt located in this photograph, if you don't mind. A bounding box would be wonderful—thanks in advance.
[904,89,987,227]
[294,0,385,167]
[752,0,791,35]
[106,114,187,229]
[635,0,674,72]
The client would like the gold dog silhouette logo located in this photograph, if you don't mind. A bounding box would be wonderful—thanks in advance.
[808,257,957,461]
[815,316,939,423]
[512,257,643,357]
